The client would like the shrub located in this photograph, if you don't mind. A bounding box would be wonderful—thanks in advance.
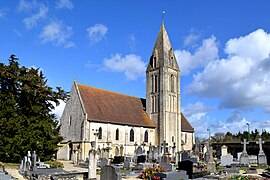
[45,160,64,168]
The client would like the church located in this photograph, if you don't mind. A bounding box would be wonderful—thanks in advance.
[57,22,194,161]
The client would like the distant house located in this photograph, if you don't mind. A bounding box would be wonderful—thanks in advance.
[57,22,194,161]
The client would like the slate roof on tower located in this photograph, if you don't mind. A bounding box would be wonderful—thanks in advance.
[76,83,156,128]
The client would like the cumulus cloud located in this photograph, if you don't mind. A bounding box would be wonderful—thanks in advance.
[184,104,270,139]
[175,36,219,75]
[183,34,200,47]
[56,0,74,10]
[39,20,75,48]
[185,29,270,113]
[103,53,146,80]
[87,24,108,44]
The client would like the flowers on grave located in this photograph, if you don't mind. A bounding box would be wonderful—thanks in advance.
[138,164,168,180]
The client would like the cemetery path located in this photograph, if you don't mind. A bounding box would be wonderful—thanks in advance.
[4,167,25,180]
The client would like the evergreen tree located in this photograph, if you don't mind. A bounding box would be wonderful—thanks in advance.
[0,55,67,162]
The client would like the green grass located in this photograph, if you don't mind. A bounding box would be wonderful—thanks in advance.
[120,169,133,173]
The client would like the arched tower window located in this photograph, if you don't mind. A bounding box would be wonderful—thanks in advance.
[170,74,174,92]
[130,129,134,142]
[116,129,119,140]
[153,57,156,68]
[154,75,158,92]
[144,131,148,142]
[98,127,102,139]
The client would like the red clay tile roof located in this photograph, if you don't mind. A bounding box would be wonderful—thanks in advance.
[181,113,194,132]
[77,83,155,128]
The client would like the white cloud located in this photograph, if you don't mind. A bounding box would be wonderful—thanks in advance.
[87,24,108,44]
[18,0,36,12]
[103,53,146,80]
[51,100,66,120]
[39,20,75,48]
[185,29,270,113]
[23,4,48,29]
[184,34,200,47]
[184,104,270,138]
[56,0,74,10]
[175,36,219,75]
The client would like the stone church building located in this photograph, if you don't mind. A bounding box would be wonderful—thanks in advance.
[57,22,194,161]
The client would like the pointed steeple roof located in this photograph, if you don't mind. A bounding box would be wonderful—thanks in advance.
[153,21,173,54]
[147,22,179,71]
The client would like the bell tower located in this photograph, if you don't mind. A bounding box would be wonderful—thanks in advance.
[146,22,181,151]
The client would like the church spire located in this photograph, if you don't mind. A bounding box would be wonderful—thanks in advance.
[147,22,179,71]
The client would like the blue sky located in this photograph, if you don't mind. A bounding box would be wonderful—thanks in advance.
[1,0,270,138]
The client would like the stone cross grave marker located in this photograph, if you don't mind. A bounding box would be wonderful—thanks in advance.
[161,140,168,163]
[240,139,249,166]
[88,149,97,179]
[242,139,249,154]
[256,138,264,154]
[256,138,267,166]
[33,151,37,172]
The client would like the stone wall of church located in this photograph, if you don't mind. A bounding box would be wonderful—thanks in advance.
[60,82,86,142]
[181,131,194,151]
[88,122,155,157]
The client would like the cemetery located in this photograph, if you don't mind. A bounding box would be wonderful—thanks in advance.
[2,137,270,179]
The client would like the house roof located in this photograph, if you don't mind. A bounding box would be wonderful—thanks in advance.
[77,83,156,128]
[181,113,195,132]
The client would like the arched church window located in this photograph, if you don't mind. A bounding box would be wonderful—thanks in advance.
[98,127,102,139]
[116,129,119,140]
[130,129,134,142]
[144,130,148,142]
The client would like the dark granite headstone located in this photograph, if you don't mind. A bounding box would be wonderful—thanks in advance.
[178,160,193,179]
[137,155,146,164]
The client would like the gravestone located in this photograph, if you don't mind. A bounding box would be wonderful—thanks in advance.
[207,147,216,173]
[153,146,158,161]
[257,138,268,166]
[181,152,189,161]
[155,171,188,180]
[240,139,249,166]
[204,152,210,164]
[249,155,258,165]
[178,160,193,179]
[88,148,97,180]
[159,163,173,171]
[100,158,109,168]
[33,151,37,172]
[224,163,240,173]
[100,165,122,180]
[221,145,228,156]
[190,156,198,164]
[136,146,143,156]
[161,140,168,163]
[220,154,233,166]
[137,155,146,164]
[123,159,130,170]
